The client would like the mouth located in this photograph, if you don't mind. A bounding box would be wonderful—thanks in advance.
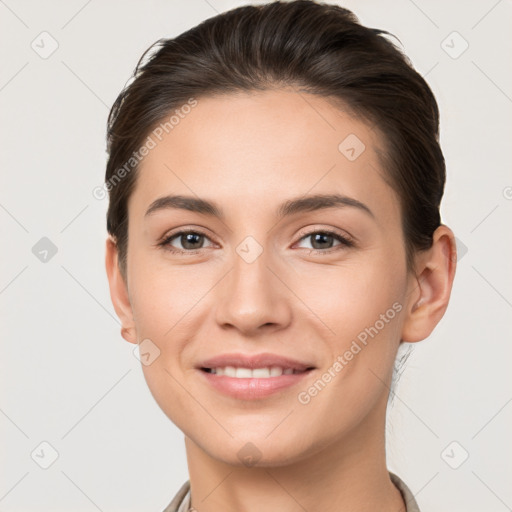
[200,366,313,378]
[196,353,316,400]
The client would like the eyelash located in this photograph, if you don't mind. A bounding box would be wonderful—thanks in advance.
[299,229,355,254]
[157,228,355,256]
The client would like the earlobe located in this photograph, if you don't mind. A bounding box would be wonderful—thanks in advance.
[105,237,137,344]
[121,326,137,344]
[401,225,457,343]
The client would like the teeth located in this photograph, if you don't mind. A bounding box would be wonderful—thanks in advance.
[208,366,303,378]
[252,367,271,378]
[236,367,252,378]
[224,366,236,377]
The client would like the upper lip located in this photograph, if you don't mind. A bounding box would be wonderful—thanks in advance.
[198,352,315,372]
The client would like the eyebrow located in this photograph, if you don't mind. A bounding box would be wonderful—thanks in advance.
[144,193,374,220]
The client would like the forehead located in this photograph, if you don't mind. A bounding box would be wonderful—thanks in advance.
[131,89,399,226]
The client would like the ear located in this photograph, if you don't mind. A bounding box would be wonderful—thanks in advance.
[105,236,137,344]
[401,225,457,343]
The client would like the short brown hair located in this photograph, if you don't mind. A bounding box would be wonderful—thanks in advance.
[105,0,445,280]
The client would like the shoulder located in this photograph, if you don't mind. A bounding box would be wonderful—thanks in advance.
[162,475,420,512]
[161,480,190,512]
[389,471,421,512]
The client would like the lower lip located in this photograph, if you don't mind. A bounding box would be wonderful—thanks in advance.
[198,369,313,400]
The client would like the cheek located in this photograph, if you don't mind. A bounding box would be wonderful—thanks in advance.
[299,254,404,334]
[129,259,208,428]
[293,263,405,434]
[139,359,205,436]
[127,246,212,336]
[300,251,407,394]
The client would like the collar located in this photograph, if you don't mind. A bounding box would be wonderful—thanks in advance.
[162,471,421,512]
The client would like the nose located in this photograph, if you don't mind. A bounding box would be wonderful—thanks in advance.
[214,248,293,337]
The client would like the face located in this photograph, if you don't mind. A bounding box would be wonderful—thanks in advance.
[110,88,423,466]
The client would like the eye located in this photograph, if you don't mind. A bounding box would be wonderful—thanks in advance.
[295,229,354,253]
[157,228,354,255]
[158,230,215,253]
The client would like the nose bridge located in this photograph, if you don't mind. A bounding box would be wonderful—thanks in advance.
[214,238,291,334]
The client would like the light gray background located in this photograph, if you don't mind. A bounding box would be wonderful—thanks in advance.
[1,0,511,511]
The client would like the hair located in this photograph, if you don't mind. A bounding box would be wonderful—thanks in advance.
[105,0,445,281]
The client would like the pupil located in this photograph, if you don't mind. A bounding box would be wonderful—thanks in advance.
[312,233,332,249]
[182,233,202,249]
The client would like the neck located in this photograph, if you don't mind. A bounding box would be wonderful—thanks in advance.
[184,395,405,512]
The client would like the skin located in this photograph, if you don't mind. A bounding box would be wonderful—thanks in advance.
[105,88,457,511]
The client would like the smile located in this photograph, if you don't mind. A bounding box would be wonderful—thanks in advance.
[196,352,316,399]
[202,366,308,378]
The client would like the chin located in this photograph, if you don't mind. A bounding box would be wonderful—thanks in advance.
[199,433,314,468]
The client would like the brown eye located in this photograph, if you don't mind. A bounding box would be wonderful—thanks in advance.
[296,230,354,253]
[177,232,205,250]
[309,232,336,250]
[159,230,214,253]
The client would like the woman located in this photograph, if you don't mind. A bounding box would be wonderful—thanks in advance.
[104,1,457,510]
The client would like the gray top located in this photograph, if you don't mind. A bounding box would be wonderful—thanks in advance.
[162,471,420,512]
